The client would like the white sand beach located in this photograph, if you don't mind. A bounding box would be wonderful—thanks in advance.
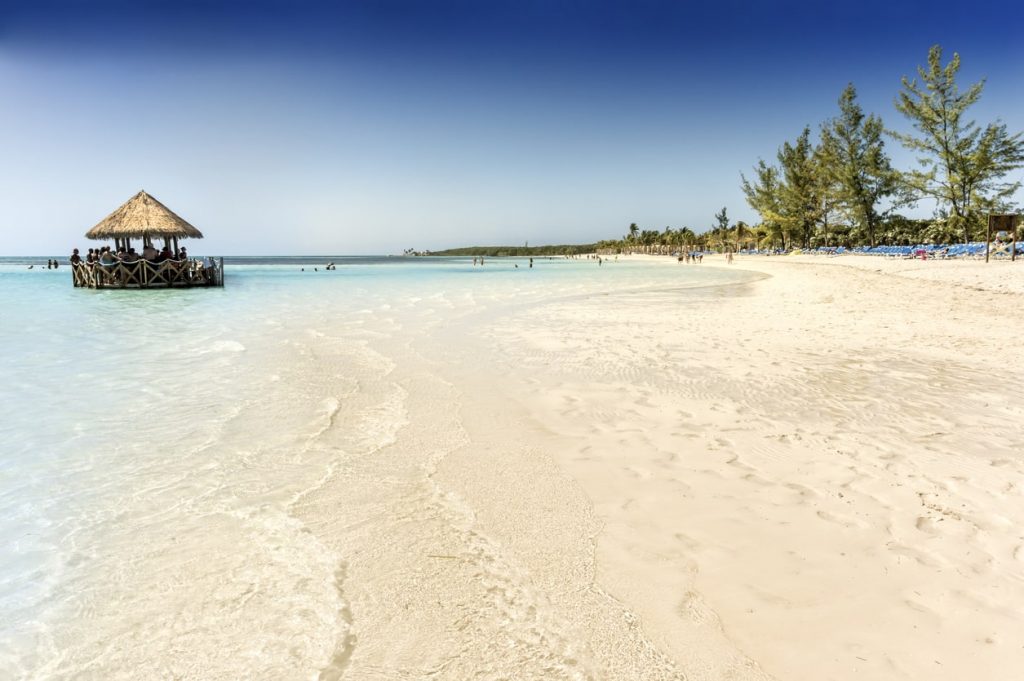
[8,255,1022,680]
[291,255,1023,680]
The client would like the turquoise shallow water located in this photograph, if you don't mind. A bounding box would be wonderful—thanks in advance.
[0,255,755,677]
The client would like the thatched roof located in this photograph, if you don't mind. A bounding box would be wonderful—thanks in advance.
[85,190,204,240]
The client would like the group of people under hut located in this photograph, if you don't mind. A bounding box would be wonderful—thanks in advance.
[70,243,187,265]
[69,243,213,285]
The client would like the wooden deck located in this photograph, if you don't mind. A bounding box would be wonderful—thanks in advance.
[72,258,224,289]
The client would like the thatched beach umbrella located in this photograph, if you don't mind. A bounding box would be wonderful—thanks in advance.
[86,190,203,252]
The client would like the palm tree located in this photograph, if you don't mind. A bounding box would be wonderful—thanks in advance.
[735,221,747,252]
[626,223,640,252]
[661,226,674,254]
[678,227,695,250]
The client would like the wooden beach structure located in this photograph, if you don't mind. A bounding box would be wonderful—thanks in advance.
[72,190,224,289]
[986,213,1020,263]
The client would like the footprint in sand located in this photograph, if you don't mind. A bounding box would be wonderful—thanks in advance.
[742,472,773,486]
[675,591,717,626]
[784,482,819,500]
[915,516,942,535]
[625,466,652,480]
[816,509,869,529]
[723,453,761,478]
[887,543,945,568]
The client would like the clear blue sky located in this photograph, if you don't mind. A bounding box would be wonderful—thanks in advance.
[1,0,1021,254]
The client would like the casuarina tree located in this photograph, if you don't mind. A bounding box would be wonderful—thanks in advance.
[893,45,1024,243]
[820,84,905,247]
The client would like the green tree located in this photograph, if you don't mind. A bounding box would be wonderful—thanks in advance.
[741,160,786,249]
[662,226,674,254]
[678,226,696,248]
[625,223,640,251]
[813,135,843,247]
[640,229,659,253]
[734,220,750,251]
[820,84,904,246]
[713,207,729,251]
[778,126,820,248]
[893,45,1024,243]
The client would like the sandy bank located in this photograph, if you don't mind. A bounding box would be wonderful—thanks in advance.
[284,254,1023,680]
[445,255,1024,680]
[739,252,1024,295]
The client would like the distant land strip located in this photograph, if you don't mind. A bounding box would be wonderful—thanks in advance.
[424,244,596,257]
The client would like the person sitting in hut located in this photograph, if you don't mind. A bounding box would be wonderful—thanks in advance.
[143,243,158,261]
[123,248,140,263]
[174,247,190,279]
[158,245,172,263]
[95,246,118,283]
[70,248,81,265]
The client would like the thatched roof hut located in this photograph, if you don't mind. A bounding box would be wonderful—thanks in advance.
[85,190,203,241]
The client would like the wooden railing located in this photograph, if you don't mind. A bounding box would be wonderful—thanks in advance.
[72,258,224,289]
